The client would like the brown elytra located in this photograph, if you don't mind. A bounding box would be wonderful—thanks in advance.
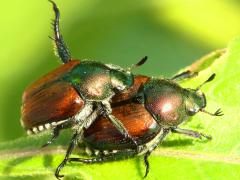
[21,60,84,130]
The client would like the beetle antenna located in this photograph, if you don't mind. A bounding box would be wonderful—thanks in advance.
[201,108,223,116]
[128,56,148,71]
[196,73,216,90]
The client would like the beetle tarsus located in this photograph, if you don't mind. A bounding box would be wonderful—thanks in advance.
[69,156,108,164]
[213,108,224,116]
[49,0,71,63]
[171,70,198,81]
[143,151,151,178]
[55,132,78,179]
[171,127,212,140]
[55,161,65,179]
[69,149,137,163]
[42,122,73,148]
[142,129,169,178]
[42,127,59,148]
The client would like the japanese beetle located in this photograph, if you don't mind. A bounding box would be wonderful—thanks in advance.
[20,1,147,178]
[70,72,223,178]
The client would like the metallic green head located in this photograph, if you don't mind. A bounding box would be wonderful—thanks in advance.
[184,73,215,116]
[183,88,206,116]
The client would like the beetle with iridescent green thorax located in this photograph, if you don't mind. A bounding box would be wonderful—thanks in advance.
[70,73,223,178]
[20,1,147,179]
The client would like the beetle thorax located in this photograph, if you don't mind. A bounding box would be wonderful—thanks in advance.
[64,61,116,101]
[81,73,113,100]
[147,91,186,127]
[144,79,188,127]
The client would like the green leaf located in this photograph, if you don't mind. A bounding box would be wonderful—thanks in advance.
[1,37,240,180]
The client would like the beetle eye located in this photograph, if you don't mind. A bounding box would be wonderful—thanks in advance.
[188,108,198,116]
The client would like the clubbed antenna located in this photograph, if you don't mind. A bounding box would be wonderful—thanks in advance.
[196,73,216,90]
[128,56,148,71]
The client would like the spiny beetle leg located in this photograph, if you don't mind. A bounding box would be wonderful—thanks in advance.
[171,70,198,81]
[143,151,151,178]
[142,129,170,178]
[69,149,137,164]
[101,101,139,149]
[141,129,170,178]
[42,127,59,148]
[42,121,73,148]
[107,113,139,147]
[171,127,212,140]
[55,132,79,179]
[49,0,71,63]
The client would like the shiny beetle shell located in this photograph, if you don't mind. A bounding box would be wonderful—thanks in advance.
[143,79,188,127]
[21,60,84,132]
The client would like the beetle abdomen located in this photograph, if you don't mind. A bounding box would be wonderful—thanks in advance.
[21,81,84,134]
[84,102,160,150]
[63,61,113,101]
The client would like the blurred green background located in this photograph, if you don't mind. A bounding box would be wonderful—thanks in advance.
[0,0,240,143]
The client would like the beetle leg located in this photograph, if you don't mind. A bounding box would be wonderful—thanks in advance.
[69,149,137,163]
[42,121,73,148]
[171,70,198,81]
[81,105,102,129]
[42,127,59,148]
[143,151,151,178]
[101,101,139,150]
[141,128,169,177]
[171,127,212,140]
[107,113,139,147]
[55,105,102,178]
[49,0,71,63]
[55,131,79,179]
[70,129,170,177]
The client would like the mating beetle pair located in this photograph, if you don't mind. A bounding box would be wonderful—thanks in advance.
[20,1,223,179]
